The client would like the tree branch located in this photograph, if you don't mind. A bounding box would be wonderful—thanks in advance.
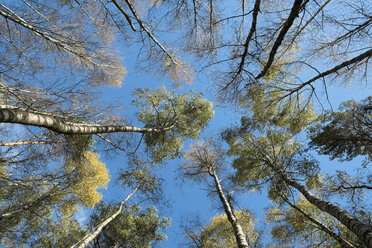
[123,0,177,66]
[230,0,261,84]
[284,48,372,97]
[0,105,170,134]
[282,196,356,248]
[256,0,305,80]
[111,0,137,32]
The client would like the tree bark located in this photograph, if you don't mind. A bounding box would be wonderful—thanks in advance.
[255,0,305,80]
[0,106,166,134]
[0,140,63,146]
[282,196,356,248]
[211,172,249,248]
[281,173,372,248]
[71,185,139,248]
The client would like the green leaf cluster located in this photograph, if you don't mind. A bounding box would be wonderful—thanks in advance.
[309,97,372,161]
[133,86,214,162]
[88,203,170,248]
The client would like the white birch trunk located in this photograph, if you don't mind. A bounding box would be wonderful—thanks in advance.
[71,186,139,248]
[282,197,356,248]
[281,174,372,248]
[211,172,249,248]
[0,106,165,134]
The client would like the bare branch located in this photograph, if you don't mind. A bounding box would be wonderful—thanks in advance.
[256,0,306,80]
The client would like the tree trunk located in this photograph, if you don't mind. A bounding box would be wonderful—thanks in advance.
[71,186,139,248]
[282,196,356,248]
[281,174,372,248]
[0,106,165,134]
[0,140,63,146]
[211,172,249,248]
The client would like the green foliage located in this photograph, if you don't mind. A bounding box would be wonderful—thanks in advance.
[309,97,372,161]
[0,148,109,247]
[117,156,164,201]
[223,121,319,190]
[133,86,214,162]
[88,203,170,248]
[266,198,363,247]
[239,70,316,135]
[31,220,86,248]
[197,210,261,248]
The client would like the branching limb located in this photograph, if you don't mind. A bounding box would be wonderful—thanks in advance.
[281,195,357,248]
[123,0,178,66]
[228,0,261,88]
[111,0,137,32]
[283,48,372,98]
[256,0,306,80]
[0,105,172,134]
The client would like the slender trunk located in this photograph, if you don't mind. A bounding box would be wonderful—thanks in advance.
[0,106,167,134]
[211,172,249,248]
[71,186,139,248]
[280,173,372,248]
[0,140,63,146]
[282,196,356,248]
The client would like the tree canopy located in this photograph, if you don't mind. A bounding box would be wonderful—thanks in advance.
[0,0,371,247]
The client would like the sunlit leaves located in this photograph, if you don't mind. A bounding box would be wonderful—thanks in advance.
[63,151,110,211]
[198,210,260,248]
[239,86,316,135]
[133,86,214,162]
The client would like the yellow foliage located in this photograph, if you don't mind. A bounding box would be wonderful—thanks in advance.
[201,210,259,248]
[163,54,194,87]
[61,151,110,218]
[68,151,110,208]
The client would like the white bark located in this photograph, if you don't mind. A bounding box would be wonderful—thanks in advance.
[71,186,139,248]
[282,197,356,248]
[281,173,372,248]
[211,172,249,248]
[0,106,166,134]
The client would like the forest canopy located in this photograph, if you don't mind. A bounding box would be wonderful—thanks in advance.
[0,0,371,247]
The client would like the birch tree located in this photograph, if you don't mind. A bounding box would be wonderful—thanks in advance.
[223,110,372,247]
[183,210,261,248]
[162,0,371,104]
[180,140,250,248]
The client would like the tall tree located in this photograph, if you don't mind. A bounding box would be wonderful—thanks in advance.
[183,210,261,248]
[180,140,250,248]
[223,101,372,247]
